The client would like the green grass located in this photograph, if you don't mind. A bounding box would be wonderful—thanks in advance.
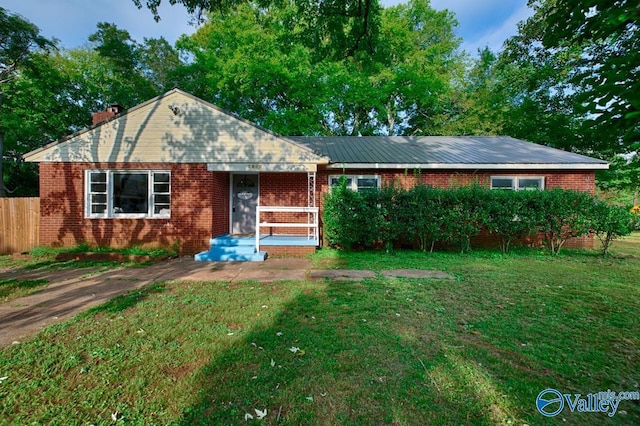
[0,244,175,301]
[0,244,175,272]
[0,278,48,303]
[0,235,639,424]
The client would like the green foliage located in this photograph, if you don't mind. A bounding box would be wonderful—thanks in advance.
[323,176,380,250]
[589,201,634,255]
[325,185,614,255]
[174,0,462,136]
[372,184,400,251]
[0,6,53,83]
[134,0,382,60]
[0,7,55,196]
[484,190,540,253]
[532,188,595,255]
[485,0,639,192]
[596,154,640,192]
[534,0,640,151]
[395,185,445,252]
[442,186,488,253]
[0,19,176,196]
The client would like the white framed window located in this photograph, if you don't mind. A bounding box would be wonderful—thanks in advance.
[329,175,381,192]
[490,176,544,191]
[85,170,171,218]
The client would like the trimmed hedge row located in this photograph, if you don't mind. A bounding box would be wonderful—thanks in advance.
[323,179,634,255]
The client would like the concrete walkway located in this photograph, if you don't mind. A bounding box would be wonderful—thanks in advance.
[0,257,452,347]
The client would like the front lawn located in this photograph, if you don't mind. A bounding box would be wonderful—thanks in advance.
[0,236,639,424]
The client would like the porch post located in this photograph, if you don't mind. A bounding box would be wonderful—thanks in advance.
[256,206,260,252]
[307,172,316,240]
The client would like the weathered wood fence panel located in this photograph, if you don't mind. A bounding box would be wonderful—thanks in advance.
[0,198,40,254]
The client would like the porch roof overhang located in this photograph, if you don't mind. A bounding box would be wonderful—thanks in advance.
[207,162,321,172]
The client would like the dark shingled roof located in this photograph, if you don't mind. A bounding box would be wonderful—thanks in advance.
[288,136,608,168]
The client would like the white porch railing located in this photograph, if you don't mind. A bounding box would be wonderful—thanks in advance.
[256,206,319,251]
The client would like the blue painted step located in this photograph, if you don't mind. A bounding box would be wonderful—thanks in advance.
[195,235,267,262]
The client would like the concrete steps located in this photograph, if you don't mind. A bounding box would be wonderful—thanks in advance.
[194,235,267,262]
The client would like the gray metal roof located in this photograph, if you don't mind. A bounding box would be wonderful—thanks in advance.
[288,136,608,170]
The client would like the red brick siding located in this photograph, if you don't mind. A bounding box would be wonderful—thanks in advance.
[211,172,230,237]
[39,164,596,255]
[261,245,317,257]
[317,169,595,193]
[259,173,310,236]
[39,163,218,254]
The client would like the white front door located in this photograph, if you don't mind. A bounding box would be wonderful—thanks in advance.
[231,174,259,234]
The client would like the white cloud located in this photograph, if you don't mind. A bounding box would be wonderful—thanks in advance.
[462,3,534,54]
[380,0,533,55]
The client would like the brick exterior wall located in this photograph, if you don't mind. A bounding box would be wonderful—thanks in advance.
[38,164,596,255]
[316,169,596,194]
[259,173,310,236]
[39,163,229,254]
[261,245,317,257]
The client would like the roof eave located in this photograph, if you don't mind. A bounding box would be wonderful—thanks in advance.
[323,162,609,170]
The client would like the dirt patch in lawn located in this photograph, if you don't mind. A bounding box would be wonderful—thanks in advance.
[55,252,170,263]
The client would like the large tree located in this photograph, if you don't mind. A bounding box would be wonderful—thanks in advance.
[493,0,640,192]
[174,0,462,136]
[87,23,162,106]
[132,0,381,60]
[0,7,53,196]
[532,0,640,152]
[0,22,174,196]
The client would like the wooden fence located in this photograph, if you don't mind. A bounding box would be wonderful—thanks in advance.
[0,198,40,254]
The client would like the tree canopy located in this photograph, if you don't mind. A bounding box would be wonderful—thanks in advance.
[0,7,54,196]
[2,0,640,197]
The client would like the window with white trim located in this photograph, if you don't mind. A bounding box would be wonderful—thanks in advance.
[490,176,544,191]
[329,175,381,192]
[86,170,171,218]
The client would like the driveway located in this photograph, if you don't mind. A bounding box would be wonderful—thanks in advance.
[0,257,311,347]
[0,257,453,348]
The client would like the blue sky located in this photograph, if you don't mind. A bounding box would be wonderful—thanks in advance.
[2,0,532,54]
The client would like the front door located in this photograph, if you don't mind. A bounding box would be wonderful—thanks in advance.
[231,174,259,234]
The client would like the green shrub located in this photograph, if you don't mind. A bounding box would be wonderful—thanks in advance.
[395,185,447,252]
[484,190,540,253]
[323,176,382,250]
[440,186,488,253]
[532,189,595,255]
[375,185,401,251]
[589,201,634,255]
[323,181,611,255]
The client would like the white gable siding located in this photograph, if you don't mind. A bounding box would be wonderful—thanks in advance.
[24,90,326,171]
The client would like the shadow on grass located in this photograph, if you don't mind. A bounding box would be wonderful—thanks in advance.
[175,279,528,425]
[84,282,167,316]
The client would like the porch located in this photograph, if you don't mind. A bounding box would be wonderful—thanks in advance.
[194,233,319,262]
[196,170,321,262]
[195,203,319,261]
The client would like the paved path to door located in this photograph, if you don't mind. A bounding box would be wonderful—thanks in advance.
[0,257,452,347]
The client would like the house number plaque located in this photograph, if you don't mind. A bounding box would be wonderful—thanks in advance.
[237,190,254,200]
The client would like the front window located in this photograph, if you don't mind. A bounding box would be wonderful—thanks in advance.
[86,170,170,218]
[490,176,544,191]
[330,175,381,192]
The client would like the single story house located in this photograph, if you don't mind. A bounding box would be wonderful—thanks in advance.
[23,89,608,260]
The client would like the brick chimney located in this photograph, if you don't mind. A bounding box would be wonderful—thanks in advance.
[92,104,124,125]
